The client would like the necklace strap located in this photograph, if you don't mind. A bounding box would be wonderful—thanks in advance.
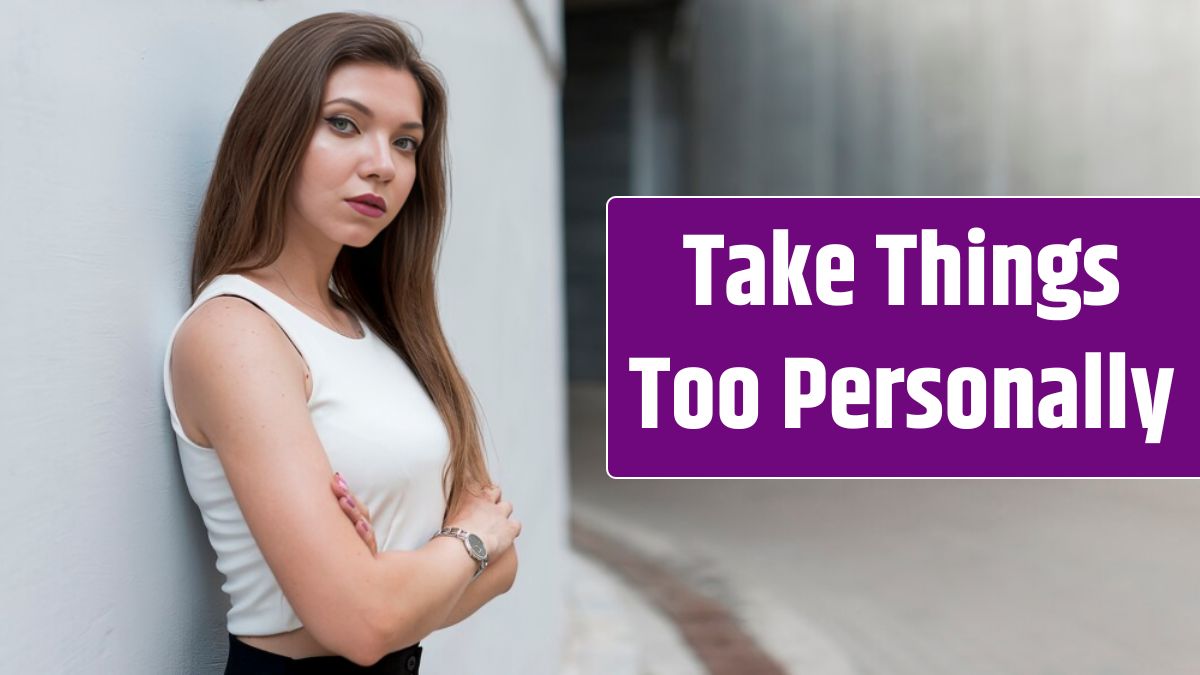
[270,264,364,339]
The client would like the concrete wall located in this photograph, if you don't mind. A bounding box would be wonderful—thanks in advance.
[564,12,633,381]
[686,0,1200,195]
[0,1,566,672]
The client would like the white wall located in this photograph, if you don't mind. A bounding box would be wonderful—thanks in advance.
[0,1,566,672]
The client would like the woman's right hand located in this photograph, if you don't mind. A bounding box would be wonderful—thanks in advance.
[445,484,521,558]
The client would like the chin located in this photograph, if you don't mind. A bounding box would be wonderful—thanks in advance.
[341,229,384,248]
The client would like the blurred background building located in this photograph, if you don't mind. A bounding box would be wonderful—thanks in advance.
[562,0,1200,447]
[563,1,1200,674]
[565,0,1200,384]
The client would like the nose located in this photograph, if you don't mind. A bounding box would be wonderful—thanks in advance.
[360,135,396,182]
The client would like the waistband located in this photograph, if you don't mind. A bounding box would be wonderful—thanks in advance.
[225,633,423,674]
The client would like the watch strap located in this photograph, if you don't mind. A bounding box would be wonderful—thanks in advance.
[435,527,487,579]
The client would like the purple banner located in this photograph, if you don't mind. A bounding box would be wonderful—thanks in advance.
[606,197,1196,477]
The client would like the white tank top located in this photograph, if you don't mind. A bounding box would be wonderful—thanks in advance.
[161,273,450,636]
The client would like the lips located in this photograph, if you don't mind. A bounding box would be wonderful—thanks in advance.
[348,193,386,211]
[346,200,386,218]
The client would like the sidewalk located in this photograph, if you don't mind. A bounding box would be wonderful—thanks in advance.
[563,505,856,675]
[560,546,706,675]
[565,383,857,675]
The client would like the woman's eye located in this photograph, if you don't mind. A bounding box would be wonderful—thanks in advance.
[327,116,417,152]
[326,116,357,133]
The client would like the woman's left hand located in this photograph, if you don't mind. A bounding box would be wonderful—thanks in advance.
[331,472,377,556]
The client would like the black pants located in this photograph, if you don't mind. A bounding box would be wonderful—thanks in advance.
[224,633,422,674]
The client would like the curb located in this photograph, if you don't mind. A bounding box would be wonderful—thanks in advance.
[570,503,858,675]
[571,511,787,674]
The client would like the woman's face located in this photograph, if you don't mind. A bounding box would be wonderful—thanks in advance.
[285,61,425,249]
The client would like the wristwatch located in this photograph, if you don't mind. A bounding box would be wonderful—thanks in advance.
[434,526,488,580]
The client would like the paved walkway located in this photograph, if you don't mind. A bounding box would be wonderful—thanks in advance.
[560,547,705,674]
[565,383,853,674]
[568,381,1200,675]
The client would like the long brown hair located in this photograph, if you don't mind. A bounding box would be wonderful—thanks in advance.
[189,11,489,519]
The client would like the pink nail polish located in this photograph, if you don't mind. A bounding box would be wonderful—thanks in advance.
[346,496,355,509]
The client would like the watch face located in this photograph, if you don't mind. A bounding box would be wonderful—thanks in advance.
[467,533,487,559]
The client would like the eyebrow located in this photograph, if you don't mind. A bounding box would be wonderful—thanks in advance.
[324,97,424,130]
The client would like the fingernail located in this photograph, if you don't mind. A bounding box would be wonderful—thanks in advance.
[345,496,355,509]
[357,520,369,534]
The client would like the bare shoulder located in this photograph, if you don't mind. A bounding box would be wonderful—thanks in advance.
[170,295,307,448]
[169,294,381,662]
[170,291,313,472]
[174,294,299,373]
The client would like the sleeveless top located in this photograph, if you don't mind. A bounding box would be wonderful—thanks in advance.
[161,273,451,636]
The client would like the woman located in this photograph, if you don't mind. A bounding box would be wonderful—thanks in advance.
[161,12,521,673]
